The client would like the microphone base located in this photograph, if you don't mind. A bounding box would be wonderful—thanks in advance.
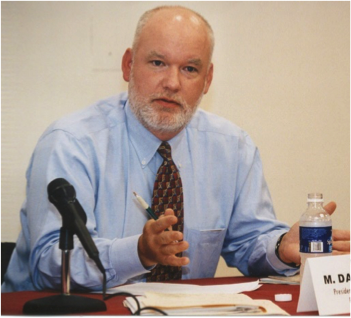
[23,294,106,315]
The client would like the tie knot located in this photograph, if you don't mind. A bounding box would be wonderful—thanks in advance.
[157,141,172,161]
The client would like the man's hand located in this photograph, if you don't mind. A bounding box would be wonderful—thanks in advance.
[278,202,350,265]
[138,208,190,268]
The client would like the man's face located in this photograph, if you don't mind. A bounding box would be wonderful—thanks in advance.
[123,10,213,138]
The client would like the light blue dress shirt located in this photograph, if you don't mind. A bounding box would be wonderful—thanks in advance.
[2,92,297,292]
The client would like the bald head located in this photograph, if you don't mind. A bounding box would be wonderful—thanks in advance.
[132,6,215,61]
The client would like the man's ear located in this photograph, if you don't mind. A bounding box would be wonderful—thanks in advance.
[203,63,214,95]
[121,48,133,82]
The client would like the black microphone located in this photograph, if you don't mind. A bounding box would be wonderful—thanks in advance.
[23,178,107,315]
[47,178,105,274]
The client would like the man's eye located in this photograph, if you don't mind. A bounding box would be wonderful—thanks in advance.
[151,60,164,67]
[184,66,197,73]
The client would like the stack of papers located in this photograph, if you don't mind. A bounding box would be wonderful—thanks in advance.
[106,280,261,295]
[259,275,300,285]
[124,292,289,315]
[109,281,289,315]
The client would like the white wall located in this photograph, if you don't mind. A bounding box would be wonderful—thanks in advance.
[2,1,349,278]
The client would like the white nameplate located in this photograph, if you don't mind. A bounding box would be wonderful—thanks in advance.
[297,254,350,315]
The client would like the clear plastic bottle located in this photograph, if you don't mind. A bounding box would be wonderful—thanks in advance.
[299,193,332,279]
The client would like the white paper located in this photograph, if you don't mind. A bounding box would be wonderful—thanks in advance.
[297,259,318,312]
[106,279,261,296]
[297,254,350,315]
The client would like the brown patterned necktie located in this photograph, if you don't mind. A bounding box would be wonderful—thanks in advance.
[146,141,184,282]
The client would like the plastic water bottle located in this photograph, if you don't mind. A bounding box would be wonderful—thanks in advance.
[299,193,332,279]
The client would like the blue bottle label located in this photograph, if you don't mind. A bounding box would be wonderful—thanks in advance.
[300,226,332,253]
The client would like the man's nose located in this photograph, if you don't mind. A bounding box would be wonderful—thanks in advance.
[162,67,181,92]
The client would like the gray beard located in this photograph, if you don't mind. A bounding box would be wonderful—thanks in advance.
[128,74,203,135]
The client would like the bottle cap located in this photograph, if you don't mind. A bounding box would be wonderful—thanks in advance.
[274,294,292,302]
[307,193,324,203]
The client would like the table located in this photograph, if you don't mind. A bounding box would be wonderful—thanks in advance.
[1,276,317,315]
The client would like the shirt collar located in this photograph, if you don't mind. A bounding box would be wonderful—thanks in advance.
[124,98,186,169]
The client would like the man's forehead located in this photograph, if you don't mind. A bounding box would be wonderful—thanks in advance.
[135,8,212,62]
[146,50,204,66]
[141,14,209,46]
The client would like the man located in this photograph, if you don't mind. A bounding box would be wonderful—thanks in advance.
[2,5,349,292]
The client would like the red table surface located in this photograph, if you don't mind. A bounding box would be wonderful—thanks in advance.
[2,276,318,316]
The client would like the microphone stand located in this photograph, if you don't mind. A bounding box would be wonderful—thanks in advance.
[23,226,106,315]
[62,249,70,296]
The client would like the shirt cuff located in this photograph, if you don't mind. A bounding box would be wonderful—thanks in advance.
[267,233,300,276]
[109,234,150,282]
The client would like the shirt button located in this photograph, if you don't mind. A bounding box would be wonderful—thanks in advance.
[142,159,146,165]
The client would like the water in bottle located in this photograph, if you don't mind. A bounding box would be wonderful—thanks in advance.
[299,193,332,279]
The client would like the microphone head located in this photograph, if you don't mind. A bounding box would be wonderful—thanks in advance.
[48,178,76,204]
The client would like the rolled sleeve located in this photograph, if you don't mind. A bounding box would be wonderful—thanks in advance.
[109,234,150,285]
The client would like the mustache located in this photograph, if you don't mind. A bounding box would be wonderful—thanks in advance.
[150,93,186,108]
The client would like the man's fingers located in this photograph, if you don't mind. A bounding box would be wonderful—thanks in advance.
[162,209,176,231]
[153,240,189,266]
[164,208,175,217]
[333,229,350,241]
[158,230,183,245]
[323,201,337,215]
[332,229,350,253]
[161,240,188,255]
[138,209,188,268]
[152,215,177,233]
[332,240,350,253]
[332,250,350,256]
[163,254,190,267]
[332,228,350,253]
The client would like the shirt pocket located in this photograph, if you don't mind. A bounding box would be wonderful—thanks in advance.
[183,228,226,279]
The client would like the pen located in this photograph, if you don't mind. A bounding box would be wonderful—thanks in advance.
[133,192,174,235]
[133,191,158,220]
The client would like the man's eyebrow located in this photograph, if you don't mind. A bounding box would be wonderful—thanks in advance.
[147,51,165,59]
[187,58,203,67]
[146,51,203,67]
